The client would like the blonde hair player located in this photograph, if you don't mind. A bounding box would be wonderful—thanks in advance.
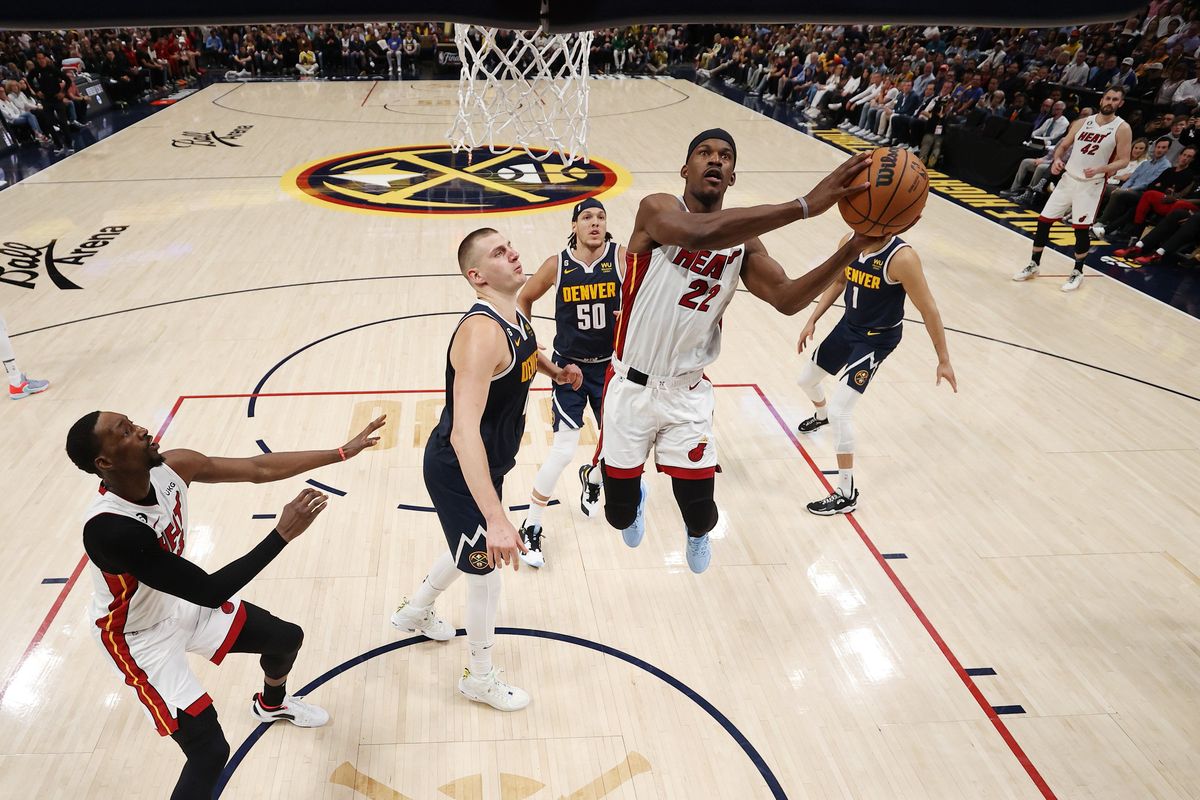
[795,231,956,515]
[515,198,625,568]
[1013,86,1132,292]
[389,228,581,711]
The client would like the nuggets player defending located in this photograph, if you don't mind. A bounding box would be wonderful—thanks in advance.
[390,229,581,711]
[64,410,385,800]
[1013,86,1131,292]
[796,234,957,515]
[602,128,883,573]
[516,198,624,567]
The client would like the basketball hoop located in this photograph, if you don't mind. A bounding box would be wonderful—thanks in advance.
[446,24,593,164]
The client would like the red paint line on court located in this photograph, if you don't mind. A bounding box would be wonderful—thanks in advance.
[0,397,185,706]
[750,383,1058,800]
[360,80,378,107]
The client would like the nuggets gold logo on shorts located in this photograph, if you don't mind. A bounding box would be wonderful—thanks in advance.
[468,551,490,570]
[854,369,870,386]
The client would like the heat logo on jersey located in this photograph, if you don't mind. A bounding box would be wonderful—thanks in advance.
[670,247,741,280]
[284,145,629,216]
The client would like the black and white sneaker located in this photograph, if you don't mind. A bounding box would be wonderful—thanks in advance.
[578,464,602,518]
[250,692,329,727]
[518,522,544,568]
[806,488,859,516]
[797,414,830,434]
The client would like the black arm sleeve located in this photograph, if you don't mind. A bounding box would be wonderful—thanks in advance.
[83,514,287,609]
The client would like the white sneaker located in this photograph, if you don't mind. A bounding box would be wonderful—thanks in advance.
[578,463,602,518]
[1060,271,1084,292]
[1090,223,1105,239]
[837,120,851,129]
[1012,262,1040,281]
[458,667,530,711]
[250,692,329,727]
[390,598,455,640]
[517,522,545,568]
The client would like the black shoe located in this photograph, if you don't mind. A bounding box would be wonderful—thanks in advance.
[806,488,859,516]
[578,463,602,517]
[797,414,830,433]
[518,522,544,568]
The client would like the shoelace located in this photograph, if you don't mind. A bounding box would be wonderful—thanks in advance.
[526,529,543,551]
[585,483,601,503]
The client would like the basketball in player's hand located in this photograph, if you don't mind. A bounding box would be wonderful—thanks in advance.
[838,147,929,236]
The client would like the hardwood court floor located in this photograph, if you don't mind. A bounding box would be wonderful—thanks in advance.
[0,79,1197,800]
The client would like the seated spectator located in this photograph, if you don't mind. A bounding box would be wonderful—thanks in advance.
[1114,204,1200,265]
[1110,137,1150,185]
[1030,100,1069,148]
[1163,117,1190,161]
[848,75,898,136]
[297,42,318,77]
[1095,144,1196,240]
[836,70,881,124]
[871,78,921,143]
[0,82,51,145]
[891,80,936,148]
[1001,151,1056,203]
[1087,55,1120,91]
[99,48,137,107]
[1006,92,1033,123]
[918,80,956,167]
[1172,62,1200,115]
[1061,50,1091,87]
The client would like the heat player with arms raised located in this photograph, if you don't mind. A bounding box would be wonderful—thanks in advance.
[1013,86,1131,292]
[601,128,886,573]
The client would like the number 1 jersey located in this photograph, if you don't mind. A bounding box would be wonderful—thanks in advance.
[613,198,745,377]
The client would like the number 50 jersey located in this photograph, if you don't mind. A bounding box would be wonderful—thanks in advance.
[553,240,622,362]
[614,198,745,377]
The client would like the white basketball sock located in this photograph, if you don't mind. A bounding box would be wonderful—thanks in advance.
[410,551,461,609]
[0,314,20,387]
[838,469,855,498]
[525,497,547,527]
[466,570,501,676]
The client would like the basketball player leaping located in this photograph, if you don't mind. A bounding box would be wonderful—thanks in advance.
[64,410,386,800]
[1013,86,1131,292]
[796,232,957,515]
[515,198,624,568]
[601,128,883,573]
[390,228,581,710]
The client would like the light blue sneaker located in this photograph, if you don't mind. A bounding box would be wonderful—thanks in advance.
[9,374,49,400]
[621,481,648,548]
[685,531,712,573]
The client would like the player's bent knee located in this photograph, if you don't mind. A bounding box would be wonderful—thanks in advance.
[670,477,717,534]
[605,502,637,530]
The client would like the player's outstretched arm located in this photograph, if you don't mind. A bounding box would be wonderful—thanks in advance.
[163,416,385,485]
[743,231,889,316]
[889,248,957,392]
[82,488,328,608]
[449,315,528,570]
[517,255,558,319]
[634,153,870,252]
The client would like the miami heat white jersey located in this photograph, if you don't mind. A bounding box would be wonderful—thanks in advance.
[1066,114,1123,181]
[86,463,190,635]
[614,200,745,377]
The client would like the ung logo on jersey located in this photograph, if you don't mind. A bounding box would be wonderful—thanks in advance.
[284,146,629,216]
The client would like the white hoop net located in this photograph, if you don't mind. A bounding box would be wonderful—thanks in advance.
[446,24,593,164]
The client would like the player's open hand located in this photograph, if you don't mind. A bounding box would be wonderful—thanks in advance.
[484,516,527,571]
[341,415,387,458]
[797,320,816,353]
[936,361,958,393]
[556,363,584,390]
[803,152,871,216]
[276,488,329,542]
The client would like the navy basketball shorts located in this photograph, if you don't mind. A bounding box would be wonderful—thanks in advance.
[550,355,607,432]
[813,319,903,395]
[423,446,504,575]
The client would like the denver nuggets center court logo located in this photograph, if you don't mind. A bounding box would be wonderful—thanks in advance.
[284,145,629,216]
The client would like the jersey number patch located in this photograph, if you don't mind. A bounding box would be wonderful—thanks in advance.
[679,279,722,312]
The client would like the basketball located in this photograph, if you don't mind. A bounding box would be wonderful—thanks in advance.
[838,147,929,237]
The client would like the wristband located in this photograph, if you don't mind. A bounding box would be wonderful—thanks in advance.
[796,196,809,220]
[338,447,347,461]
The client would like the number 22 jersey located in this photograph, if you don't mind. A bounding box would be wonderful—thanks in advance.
[613,197,746,377]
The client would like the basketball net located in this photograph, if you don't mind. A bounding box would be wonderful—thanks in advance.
[446,24,593,164]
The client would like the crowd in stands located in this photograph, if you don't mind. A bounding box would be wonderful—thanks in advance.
[1,7,1199,266]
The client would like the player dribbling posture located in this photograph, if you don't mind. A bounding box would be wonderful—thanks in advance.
[1013,86,1131,292]
[390,228,580,711]
[796,233,957,515]
[65,409,384,800]
[515,198,624,567]
[601,128,882,573]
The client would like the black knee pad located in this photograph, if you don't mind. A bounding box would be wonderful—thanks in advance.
[671,477,718,535]
[601,463,641,530]
[1034,218,1053,248]
[1074,227,1090,256]
[171,705,230,800]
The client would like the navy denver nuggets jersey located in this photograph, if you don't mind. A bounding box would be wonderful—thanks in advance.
[843,237,909,330]
[553,241,621,361]
[428,302,539,477]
